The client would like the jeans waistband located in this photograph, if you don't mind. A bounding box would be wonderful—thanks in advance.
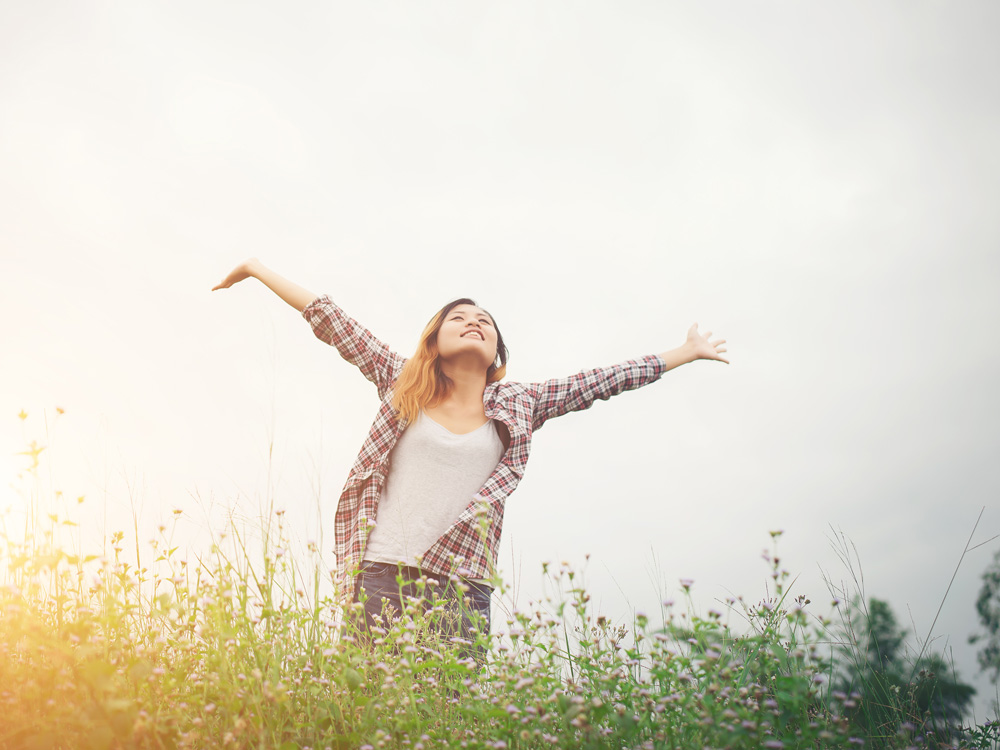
[359,560,493,594]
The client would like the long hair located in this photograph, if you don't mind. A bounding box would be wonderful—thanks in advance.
[392,298,509,423]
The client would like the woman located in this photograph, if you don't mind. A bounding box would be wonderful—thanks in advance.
[213,258,728,657]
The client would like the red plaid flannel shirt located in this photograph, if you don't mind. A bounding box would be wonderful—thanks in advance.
[303,295,666,605]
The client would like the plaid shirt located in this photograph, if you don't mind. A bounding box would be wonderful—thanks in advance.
[303,295,666,605]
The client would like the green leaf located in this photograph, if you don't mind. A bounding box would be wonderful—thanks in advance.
[343,667,363,691]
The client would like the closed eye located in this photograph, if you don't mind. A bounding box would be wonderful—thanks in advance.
[450,314,493,326]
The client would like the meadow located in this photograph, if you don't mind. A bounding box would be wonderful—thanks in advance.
[2,413,996,749]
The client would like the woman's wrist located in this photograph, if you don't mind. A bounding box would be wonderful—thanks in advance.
[657,343,696,372]
[244,257,264,279]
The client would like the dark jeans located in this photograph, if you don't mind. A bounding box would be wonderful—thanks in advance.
[342,560,493,667]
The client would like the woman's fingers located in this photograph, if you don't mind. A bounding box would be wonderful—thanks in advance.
[212,263,252,291]
[685,325,730,363]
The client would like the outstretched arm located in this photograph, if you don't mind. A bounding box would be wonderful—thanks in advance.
[212,258,317,312]
[213,258,403,396]
[530,323,729,430]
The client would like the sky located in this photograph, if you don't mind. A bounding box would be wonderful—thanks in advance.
[2,0,999,719]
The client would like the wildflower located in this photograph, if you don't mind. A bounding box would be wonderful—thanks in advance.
[679,579,694,592]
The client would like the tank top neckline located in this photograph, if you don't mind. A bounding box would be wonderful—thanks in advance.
[421,411,492,437]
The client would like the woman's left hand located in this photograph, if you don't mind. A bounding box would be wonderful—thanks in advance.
[685,324,729,364]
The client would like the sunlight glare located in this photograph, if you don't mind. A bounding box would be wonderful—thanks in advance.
[1,454,26,515]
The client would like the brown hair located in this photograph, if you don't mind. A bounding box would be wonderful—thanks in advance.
[391,298,509,423]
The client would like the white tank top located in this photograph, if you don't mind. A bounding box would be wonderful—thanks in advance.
[363,411,505,576]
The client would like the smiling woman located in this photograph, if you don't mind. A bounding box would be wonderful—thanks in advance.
[392,298,509,430]
[212,258,729,662]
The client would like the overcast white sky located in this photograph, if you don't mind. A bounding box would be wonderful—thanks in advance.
[2,0,999,719]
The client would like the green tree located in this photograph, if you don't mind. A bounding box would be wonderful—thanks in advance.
[970,546,1000,682]
[833,596,975,745]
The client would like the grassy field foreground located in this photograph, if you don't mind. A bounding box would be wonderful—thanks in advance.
[1,417,996,749]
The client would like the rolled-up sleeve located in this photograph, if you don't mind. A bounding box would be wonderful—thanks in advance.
[528,354,666,431]
[303,295,405,400]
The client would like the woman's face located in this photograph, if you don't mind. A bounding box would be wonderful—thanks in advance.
[435,304,498,370]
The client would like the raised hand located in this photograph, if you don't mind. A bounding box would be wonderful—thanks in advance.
[685,323,729,364]
[212,258,260,291]
[212,258,317,312]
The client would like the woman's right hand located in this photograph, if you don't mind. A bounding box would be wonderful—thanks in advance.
[212,258,260,291]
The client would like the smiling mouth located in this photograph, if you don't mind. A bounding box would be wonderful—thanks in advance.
[461,331,484,340]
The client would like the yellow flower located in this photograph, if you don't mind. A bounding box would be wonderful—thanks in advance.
[17,441,46,470]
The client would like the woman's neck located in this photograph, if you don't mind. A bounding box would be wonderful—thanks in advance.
[439,360,487,407]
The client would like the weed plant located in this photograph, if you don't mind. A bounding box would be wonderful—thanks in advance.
[1,414,993,749]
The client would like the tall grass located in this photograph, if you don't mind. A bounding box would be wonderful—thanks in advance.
[1,413,995,749]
